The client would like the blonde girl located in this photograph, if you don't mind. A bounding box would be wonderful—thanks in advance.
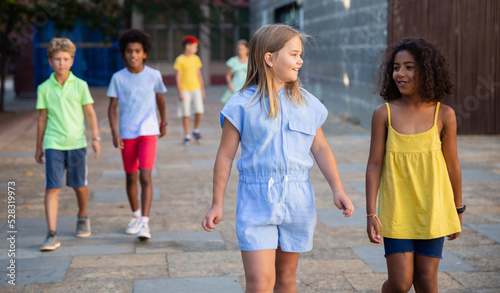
[202,24,354,292]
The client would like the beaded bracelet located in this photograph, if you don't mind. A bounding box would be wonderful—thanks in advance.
[367,214,383,226]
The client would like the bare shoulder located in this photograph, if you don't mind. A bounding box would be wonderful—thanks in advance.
[439,104,457,123]
[372,103,388,123]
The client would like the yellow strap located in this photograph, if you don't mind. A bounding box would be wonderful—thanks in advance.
[434,102,440,125]
[385,102,391,126]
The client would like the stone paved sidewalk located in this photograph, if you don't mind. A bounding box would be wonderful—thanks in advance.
[0,86,499,292]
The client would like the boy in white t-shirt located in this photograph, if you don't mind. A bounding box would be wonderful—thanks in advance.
[107,29,167,240]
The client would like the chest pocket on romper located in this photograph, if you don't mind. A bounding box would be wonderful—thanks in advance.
[288,120,317,155]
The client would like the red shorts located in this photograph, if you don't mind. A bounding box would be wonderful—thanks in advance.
[121,135,157,174]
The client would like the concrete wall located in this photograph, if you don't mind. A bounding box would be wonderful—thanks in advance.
[250,0,388,128]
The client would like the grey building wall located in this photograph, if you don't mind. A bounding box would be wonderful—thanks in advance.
[250,0,388,128]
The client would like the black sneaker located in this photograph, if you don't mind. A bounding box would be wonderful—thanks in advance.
[40,231,61,251]
[193,132,202,143]
[183,137,191,145]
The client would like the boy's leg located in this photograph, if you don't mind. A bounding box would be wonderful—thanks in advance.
[44,188,61,232]
[241,249,277,293]
[274,247,300,293]
[66,148,89,217]
[121,138,140,212]
[194,113,202,130]
[183,117,190,136]
[192,89,204,142]
[139,169,152,217]
[74,185,88,217]
[126,172,139,211]
[44,149,65,232]
[66,148,91,237]
[137,135,157,218]
[179,90,192,137]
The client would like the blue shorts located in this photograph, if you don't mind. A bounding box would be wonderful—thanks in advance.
[45,148,87,189]
[236,173,316,253]
[383,237,445,258]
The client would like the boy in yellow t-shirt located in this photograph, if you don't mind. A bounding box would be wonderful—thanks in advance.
[174,35,206,145]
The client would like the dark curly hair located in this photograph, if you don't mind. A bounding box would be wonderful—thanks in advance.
[377,38,454,102]
[118,29,152,62]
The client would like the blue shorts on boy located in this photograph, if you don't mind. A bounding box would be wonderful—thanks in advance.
[107,66,167,139]
[45,148,87,189]
[221,85,328,252]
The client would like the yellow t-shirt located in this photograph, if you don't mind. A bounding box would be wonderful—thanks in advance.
[378,102,461,239]
[174,54,202,91]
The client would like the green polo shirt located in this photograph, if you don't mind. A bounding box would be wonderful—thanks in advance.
[36,72,94,150]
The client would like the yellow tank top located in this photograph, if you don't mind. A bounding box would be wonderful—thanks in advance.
[378,102,461,239]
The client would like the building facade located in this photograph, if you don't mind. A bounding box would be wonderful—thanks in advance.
[250,0,388,128]
[250,0,500,134]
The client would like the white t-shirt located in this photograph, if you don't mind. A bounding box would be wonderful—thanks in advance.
[107,66,167,139]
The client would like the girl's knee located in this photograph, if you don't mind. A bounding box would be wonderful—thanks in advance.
[387,278,413,292]
[414,269,438,287]
[246,273,275,293]
[275,269,296,285]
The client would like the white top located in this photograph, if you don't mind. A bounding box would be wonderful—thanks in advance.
[107,66,167,139]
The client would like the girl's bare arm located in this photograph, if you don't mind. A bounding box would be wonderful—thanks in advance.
[202,118,240,231]
[440,105,462,240]
[365,105,388,243]
[311,127,354,217]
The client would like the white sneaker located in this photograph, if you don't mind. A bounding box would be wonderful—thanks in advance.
[137,223,151,240]
[125,218,141,235]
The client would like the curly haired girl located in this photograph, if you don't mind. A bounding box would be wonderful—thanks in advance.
[366,38,463,293]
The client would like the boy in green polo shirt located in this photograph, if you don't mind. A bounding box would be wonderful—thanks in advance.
[35,38,101,251]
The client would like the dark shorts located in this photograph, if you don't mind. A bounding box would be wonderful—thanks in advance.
[383,237,445,258]
[45,148,87,189]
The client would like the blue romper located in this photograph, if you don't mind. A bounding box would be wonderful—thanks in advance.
[221,85,328,252]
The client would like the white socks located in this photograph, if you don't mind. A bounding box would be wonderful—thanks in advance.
[140,217,149,225]
[193,129,200,134]
[132,209,141,219]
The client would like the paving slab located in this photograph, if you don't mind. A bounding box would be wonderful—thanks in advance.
[176,128,216,135]
[467,223,500,243]
[348,181,365,195]
[0,151,35,158]
[92,187,160,202]
[462,169,500,181]
[191,159,216,168]
[105,155,122,163]
[317,208,366,227]
[185,146,218,154]
[352,246,476,273]
[102,168,158,179]
[337,163,366,174]
[0,257,71,286]
[146,230,222,243]
[133,276,243,293]
[157,163,191,169]
[0,217,81,248]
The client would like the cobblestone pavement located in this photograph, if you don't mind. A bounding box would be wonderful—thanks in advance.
[0,86,499,292]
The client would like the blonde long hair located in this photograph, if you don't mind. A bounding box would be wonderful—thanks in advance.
[243,24,308,119]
